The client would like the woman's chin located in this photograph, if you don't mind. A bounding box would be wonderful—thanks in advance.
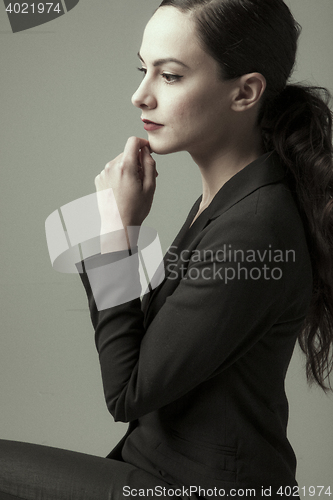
[148,139,182,156]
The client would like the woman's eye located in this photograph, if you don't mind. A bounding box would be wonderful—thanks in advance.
[136,67,182,84]
[161,73,183,84]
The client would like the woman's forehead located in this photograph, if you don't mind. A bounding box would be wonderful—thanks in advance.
[140,7,206,68]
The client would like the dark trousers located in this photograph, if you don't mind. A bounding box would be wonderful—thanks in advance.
[0,440,189,500]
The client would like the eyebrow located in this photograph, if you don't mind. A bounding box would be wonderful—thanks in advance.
[137,52,189,69]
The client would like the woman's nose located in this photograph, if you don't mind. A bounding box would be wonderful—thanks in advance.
[131,79,157,109]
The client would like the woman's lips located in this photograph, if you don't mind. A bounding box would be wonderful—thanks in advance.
[142,119,164,131]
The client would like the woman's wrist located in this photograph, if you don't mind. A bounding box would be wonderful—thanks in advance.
[100,227,128,253]
[100,225,141,254]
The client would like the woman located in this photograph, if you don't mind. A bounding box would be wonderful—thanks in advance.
[1,0,332,498]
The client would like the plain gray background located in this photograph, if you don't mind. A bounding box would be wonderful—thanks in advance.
[0,0,332,496]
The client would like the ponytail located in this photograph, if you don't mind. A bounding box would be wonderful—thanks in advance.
[261,84,333,390]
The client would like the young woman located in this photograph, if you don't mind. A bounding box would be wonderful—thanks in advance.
[1,0,332,499]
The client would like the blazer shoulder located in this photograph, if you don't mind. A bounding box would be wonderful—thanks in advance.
[217,177,305,243]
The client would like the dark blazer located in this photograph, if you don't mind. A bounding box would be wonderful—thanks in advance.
[78,151,313,497]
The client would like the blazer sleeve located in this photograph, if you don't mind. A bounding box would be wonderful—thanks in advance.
[76,213,298,423]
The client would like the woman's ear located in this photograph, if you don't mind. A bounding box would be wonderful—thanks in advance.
[231,73,266,111]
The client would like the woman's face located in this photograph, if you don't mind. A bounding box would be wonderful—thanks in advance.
[131,6,238,158]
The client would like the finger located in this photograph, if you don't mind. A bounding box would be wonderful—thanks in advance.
[142,146,158,192]
[138,149,144,183]
[104,153,123,171]
[123,136,150,172]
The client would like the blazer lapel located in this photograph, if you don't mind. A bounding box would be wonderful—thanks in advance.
[141,195,201,314]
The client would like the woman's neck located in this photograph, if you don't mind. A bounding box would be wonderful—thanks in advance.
[191,128,264,210]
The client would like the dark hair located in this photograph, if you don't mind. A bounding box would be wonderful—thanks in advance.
[158,0,333,390]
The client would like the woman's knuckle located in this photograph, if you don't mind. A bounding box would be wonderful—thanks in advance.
[118,159,127,173]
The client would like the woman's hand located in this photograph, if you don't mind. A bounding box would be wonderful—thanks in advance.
[95,137,158,232]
